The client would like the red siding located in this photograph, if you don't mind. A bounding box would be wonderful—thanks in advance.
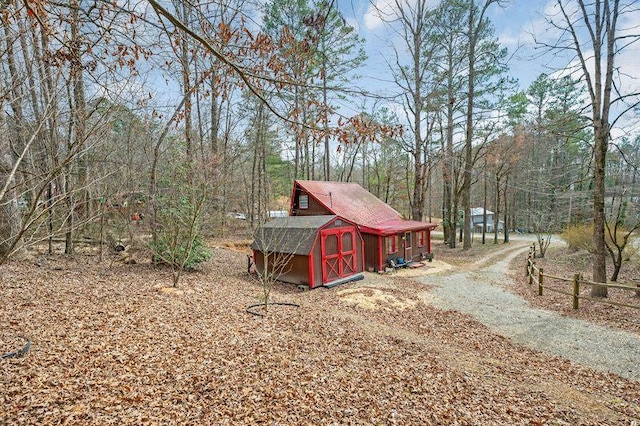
[253,215,365,288]
[310,239,323,288]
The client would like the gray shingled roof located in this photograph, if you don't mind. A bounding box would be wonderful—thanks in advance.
[251,215,337,255]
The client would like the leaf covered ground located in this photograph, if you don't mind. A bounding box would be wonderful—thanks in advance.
[510,245,640,335]
[1,239,639,424]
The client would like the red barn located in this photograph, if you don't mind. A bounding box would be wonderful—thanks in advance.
[251,215,365,289]
[289,180,437,272]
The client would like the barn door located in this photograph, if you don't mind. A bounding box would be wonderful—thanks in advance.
[321,231,340,283]
[320,228,356,284]
[340,231,356,276]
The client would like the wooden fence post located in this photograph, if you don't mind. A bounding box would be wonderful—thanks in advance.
[529,260,534,286]
[538,268,543,296]
[573,273,580,310]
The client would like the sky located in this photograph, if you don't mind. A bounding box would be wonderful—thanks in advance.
[332,0,640,137]
[338,0,551,92]
[111,1,639,140]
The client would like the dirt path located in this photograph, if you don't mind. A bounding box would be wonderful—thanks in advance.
[415,240,640,381]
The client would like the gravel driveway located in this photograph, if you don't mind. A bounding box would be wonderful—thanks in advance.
[417,239,640,381]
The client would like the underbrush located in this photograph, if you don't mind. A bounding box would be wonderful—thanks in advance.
[560,224,640,262]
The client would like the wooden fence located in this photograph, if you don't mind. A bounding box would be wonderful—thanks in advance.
[526,244,640,311]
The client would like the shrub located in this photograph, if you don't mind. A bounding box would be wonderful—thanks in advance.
[150,234,211,270]
[623,237,638,261]
[560,224,593,252]
[561,223,638,259]
[150,160,211,286]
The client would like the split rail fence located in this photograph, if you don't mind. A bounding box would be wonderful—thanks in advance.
[525,244,640,311]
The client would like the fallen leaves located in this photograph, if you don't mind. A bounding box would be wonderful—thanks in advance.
[511,246,640,335]
[0,243,639,424]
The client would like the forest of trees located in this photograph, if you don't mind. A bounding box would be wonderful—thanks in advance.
[0,0,638,292]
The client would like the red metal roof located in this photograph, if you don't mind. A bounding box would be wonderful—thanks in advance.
[294,180,437,236]
[359,219,437,235]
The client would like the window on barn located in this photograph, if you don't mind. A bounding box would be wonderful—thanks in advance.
[299,194,309,209]
[387,236,397,254]
[418,231,425,247]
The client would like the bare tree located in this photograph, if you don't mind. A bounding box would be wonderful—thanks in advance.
[430,2,468,247]
[546,0,640,296]
[250,218,312,312]
[384,0,439,222]
[460,0,506,249]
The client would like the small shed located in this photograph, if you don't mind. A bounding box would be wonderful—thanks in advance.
[251,215,364,289]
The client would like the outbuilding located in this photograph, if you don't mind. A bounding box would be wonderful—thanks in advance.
[290,180,438,272]
[251,215,365,289]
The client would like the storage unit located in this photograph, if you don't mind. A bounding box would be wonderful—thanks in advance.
[251,215,364,289]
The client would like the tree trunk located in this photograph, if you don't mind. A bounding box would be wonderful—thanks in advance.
[65,1,89,255]
[609,249,622,282]
[482,166,487,244]
[180,1,193,161]
[556,0,619,296]
[0,116,23,259]
[494,174,500,244]
[322,53,330,181]
[592,124,608,296]
[0,19,25,259]
[444,97,455,247]
[503,175,509,243]
[210,72,220,157]
[461,0,477,250]
[35,22,60,255]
